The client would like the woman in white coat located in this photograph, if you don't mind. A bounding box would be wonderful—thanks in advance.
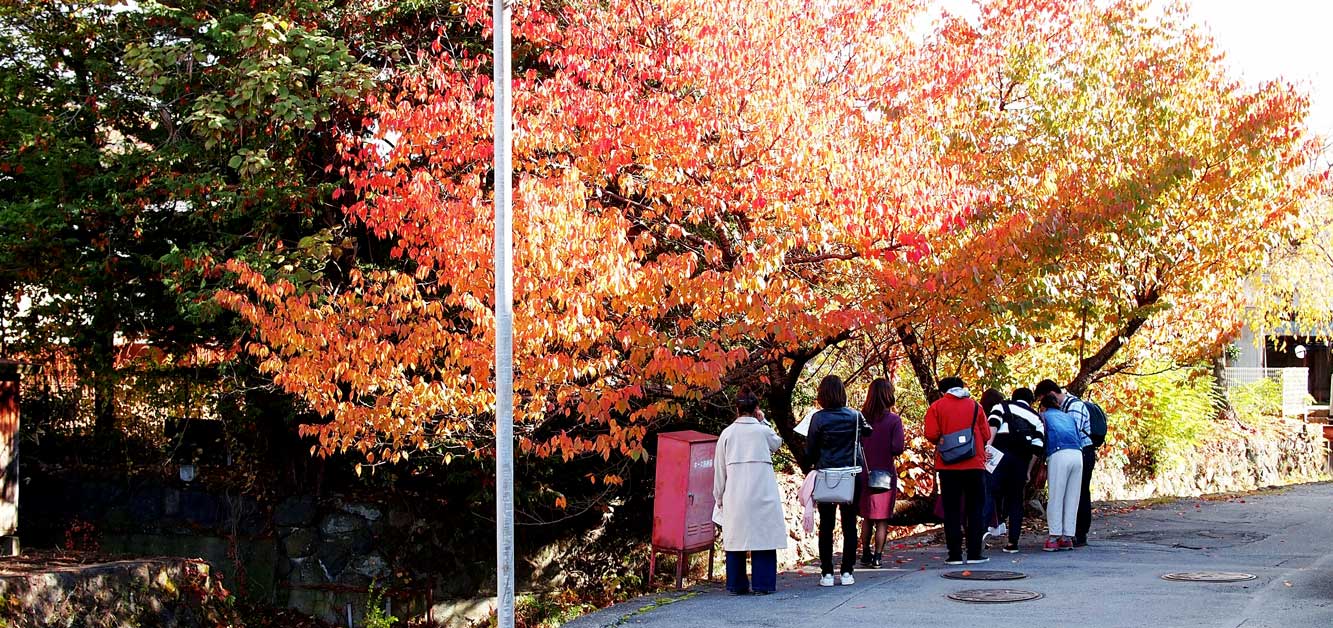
[713,388,788,595]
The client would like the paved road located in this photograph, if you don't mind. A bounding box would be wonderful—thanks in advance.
[569,482,1333,628]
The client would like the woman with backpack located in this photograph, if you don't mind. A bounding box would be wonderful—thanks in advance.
[857,378,905,569]
[806,375,872,586]
[1038,389,1085,552]
[713,388,788,594]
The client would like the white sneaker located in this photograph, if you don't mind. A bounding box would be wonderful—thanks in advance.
[995,523,1008,537]
[819,574,835,587]
[840,573,855,586]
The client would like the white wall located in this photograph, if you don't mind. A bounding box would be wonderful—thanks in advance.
[1232,325,1265,368]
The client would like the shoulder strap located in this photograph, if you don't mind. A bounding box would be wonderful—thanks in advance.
[855,409,864,464]
[1067,397,1090,437]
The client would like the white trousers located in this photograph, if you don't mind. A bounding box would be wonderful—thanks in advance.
[1046,448,1084,537]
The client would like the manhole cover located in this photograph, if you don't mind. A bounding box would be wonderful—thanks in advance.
[947,589,1044,603]
[942,570,1027,581]
[1161,572,1257,583]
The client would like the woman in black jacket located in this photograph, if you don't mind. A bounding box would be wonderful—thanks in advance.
[806,375,872,586]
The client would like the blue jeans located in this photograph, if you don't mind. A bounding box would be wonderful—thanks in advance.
[726,550,777,593]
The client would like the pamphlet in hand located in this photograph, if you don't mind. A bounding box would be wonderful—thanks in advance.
[793,411,815,437]
[984,445,1003,473]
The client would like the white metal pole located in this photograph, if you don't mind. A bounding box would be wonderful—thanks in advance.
[492,0,515,623]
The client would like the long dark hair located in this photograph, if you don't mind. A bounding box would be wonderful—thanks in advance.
[861,377,895,424]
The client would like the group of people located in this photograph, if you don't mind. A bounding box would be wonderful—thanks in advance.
[711,374,1099,595]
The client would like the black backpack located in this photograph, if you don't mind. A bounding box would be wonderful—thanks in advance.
[1066,397,1108,447]
[999,402,1045,457]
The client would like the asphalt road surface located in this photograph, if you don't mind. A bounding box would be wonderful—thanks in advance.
[568,482,1333,628]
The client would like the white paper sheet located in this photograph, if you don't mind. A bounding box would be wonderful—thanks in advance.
[793,411,815,437]
[984,444,1003,473]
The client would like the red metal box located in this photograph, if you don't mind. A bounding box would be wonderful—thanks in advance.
[649,430,717,588]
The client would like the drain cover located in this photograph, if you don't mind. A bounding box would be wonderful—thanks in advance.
[942,570,1027,581]
[947,589,1044,603]
[1161,572,1256,583]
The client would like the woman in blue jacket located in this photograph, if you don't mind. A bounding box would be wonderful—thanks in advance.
[1040,392,1086,552]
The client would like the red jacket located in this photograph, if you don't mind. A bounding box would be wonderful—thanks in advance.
[924,394,990,471]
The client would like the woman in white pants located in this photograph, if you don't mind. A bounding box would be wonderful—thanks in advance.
[1040,394,1085,552]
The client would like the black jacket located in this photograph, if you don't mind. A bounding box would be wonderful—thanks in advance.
[806,407,872,470]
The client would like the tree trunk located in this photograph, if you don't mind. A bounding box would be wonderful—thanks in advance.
[1212,353,1238,422]
[766,352,818,471]
[897,324,940,402]
[91,307,117,442]
[1066,288,1161,396]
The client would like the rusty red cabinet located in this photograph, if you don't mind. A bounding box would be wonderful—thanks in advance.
[649,430,717,589]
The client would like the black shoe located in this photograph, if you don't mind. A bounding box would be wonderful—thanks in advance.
[944,556,965,566]
[1002,542,1019,554]
[728,589,750,596]
[1073,538,1088,548]
[753,590,773,595]
[860,549,874,566]
[870,552,883,568]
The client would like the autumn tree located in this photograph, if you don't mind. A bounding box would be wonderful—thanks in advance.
[219,0,1323,484]
[873,0,1323,398]
[0,0,378,440]
[220,0,990,468]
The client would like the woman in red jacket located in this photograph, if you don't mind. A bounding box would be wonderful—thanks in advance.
[924,376,991,565]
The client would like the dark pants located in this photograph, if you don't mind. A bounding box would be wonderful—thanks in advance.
[1076,446,1097,542]
[993,453,1031,544]
[939,469,986,560]
[981,469,998,528]
[818,483,861,575]
[726,550,777,594]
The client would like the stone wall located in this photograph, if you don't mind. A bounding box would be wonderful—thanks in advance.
[1092,419,1329,501]
[0,557,234,627]
[19,474,497,626]
[272,495,440,625]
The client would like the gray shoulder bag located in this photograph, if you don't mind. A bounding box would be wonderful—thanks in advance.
[813,412,863,504]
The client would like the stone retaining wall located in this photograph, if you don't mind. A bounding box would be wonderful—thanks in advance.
[0,557,231,627]
[1092,419,1329,501]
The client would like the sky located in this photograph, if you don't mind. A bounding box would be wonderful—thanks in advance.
[933,0,1333,139]
[1188,0,1333,138]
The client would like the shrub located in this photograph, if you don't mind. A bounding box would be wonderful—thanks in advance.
[1229,377,1283,420]
[1094,364,1220,475]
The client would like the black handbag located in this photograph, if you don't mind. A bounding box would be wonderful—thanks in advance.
[866,469,895,493]
[937,404,980,464]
